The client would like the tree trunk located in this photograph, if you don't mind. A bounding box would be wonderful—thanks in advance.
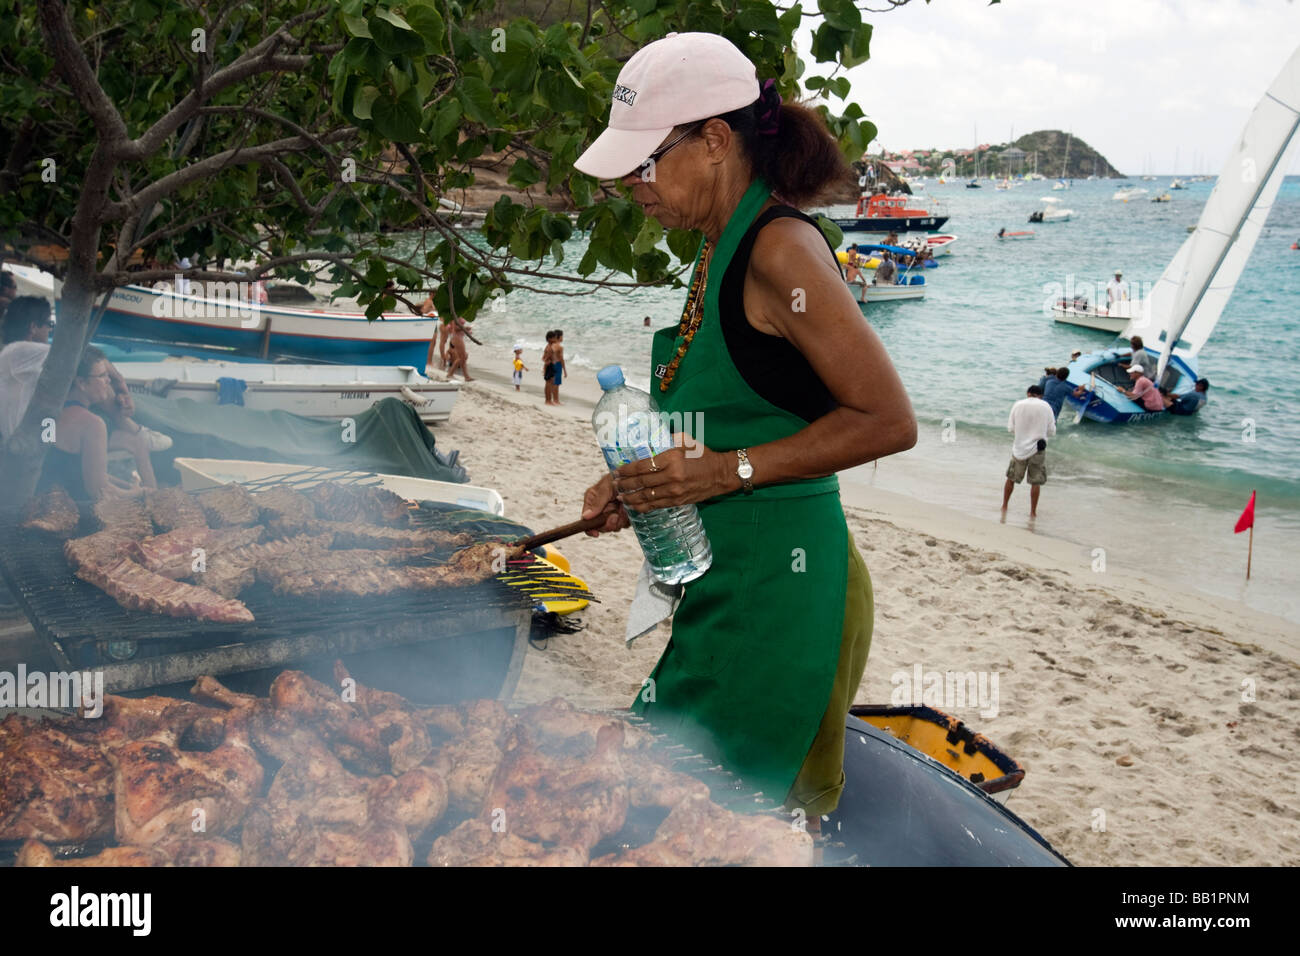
[0,138,114,500]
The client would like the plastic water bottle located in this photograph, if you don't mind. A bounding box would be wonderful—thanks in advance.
[593,365,712,585]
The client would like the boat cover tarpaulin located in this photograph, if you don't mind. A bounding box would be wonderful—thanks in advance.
[130,395,468,486]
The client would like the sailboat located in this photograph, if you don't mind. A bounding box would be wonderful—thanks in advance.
[1064,44,1300,424]
[1052,131,1071,189]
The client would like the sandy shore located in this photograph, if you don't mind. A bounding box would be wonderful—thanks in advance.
[431,351,1300,867]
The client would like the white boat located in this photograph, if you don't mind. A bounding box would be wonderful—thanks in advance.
[1051,300,1139,334]
[1029,198,1073,223]
[173,458,504,515]
[1169,178,1187,190]
[1112,186,1149,201]
[898,234,958,257]
[2,262,58,301]
[115,360,459,424]
[1064,43,1300,424]
[1051,179,1069,190]
[861,283,926,303]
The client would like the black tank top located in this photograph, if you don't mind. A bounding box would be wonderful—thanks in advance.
[718,205,840,424]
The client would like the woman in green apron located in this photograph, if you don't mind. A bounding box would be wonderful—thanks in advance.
[574,33,916,817]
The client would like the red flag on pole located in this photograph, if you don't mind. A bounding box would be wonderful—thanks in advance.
[1234,491,1256,534]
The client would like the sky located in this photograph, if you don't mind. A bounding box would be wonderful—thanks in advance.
[798,0,1300,176]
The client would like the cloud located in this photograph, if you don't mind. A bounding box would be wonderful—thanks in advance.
[798,0,1300,174]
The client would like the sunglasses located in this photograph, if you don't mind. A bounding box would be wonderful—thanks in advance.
[636,122,703,179]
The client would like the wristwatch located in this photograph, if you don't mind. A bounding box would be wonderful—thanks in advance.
[736,448,754,494]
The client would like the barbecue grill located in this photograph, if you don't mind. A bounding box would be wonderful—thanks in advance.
[0,474,594,698]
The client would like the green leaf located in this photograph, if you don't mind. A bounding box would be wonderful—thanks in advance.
[369,10,425,55]
[507,158,542,189]
[458,76,496,125]
[343,14,372,38]
[631,216,663,255]
[352,85,380,121]
[818,0,862,31]
[814,215,843,249]
[406,3,445,54]
[372,91,422,141]
[431,101,462,143]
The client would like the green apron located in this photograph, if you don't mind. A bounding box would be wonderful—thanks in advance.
[630,178,868,810]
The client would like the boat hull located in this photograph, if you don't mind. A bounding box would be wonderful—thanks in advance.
[1063,348,1198,424]
[115,360,460,424]
[858,284,926,304]
[86,284,438,367]
[1051,306,1128,333]
[832,214,950,233]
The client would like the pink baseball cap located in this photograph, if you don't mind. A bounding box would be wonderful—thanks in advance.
[573,32,760,180]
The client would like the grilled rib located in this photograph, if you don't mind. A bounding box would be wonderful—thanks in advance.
[21,487,80,535]
[74,556,254,623]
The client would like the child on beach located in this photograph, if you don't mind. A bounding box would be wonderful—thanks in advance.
[542,331,556,405]
[511,346,528,391]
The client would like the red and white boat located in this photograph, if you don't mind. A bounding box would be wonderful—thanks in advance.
[832,192,949,233]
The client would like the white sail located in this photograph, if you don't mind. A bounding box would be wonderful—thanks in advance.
[1139,46,1300,379]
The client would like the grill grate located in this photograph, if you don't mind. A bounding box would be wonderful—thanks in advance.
[0,522,591,670]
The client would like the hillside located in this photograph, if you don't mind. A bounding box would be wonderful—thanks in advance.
[1007,130,1122,179]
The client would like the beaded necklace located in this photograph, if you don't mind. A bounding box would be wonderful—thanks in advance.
[658,240,714,393]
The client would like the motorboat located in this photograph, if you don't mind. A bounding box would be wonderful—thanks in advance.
[831,189,950,232]
[1112,186,1149,201]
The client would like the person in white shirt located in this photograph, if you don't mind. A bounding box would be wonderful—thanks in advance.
[1002,384,1057,517]
[1107,269,1128,310]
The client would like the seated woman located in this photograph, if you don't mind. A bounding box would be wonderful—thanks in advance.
[44,347,158,500]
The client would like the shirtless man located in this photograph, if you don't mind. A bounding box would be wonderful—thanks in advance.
[550,329,567,405]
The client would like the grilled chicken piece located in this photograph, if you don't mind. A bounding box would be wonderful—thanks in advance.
[68,694,223,750]
[601,794,814,867]
[190,675,262,712]
[268,670,390,774]
[21,487,80,535]
[331,662,432,773]
[16,841,169,867]
[242,806,414,867]
[428,700,513,815]
[518,697,657,755]
[110,709,263,846]
[142,486,206,532]
[481,722,629,851]
[241,711,443,866]
[0,715,114,842]
[624,758,712,808]
[15,837,240,867]
[428,819,588,867]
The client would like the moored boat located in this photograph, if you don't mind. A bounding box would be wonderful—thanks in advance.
[91,282,440,367]
[115,360,460,424]
[832,191,950,233]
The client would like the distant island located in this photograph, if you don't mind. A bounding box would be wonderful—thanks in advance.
[870,130,1123,183]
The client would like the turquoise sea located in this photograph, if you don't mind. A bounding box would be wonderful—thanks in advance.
[451,177,1300,625]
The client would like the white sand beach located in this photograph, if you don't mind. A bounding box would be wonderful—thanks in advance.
[432,354,1300,867]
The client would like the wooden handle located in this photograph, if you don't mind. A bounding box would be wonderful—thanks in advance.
[515,514,610,552]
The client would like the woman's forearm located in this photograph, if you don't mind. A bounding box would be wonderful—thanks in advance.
[722,406,916,492]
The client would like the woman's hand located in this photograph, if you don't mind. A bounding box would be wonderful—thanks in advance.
[581,473,631,536]
[613,440,734,513]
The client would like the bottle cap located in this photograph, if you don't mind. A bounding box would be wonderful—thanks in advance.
[596,365,625,391]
